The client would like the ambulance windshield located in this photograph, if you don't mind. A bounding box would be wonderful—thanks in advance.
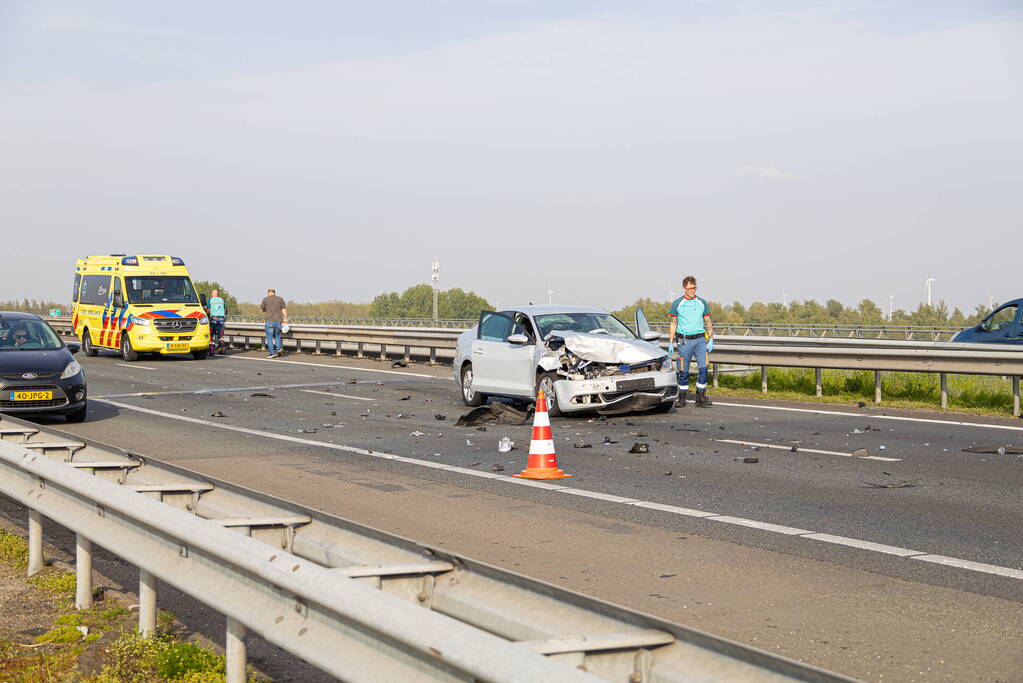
[126,277,199,304]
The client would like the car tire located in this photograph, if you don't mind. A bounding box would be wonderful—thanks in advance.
[192,349,210,360]
[66,404,87,423]
[460,363,486,407]
[82,330,97,357]
[120,333,138,362]
[535,371,563,418]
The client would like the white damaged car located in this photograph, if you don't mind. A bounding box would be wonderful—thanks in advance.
[453,305,677,416]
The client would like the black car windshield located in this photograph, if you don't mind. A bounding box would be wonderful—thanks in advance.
[0,320,63,351]
[126,276,199,304]
[534,312,636,340]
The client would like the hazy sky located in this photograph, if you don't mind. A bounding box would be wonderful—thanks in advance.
[2,1,1021,313]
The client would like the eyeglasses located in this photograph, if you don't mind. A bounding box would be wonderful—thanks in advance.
[14,334,27,340]
[684,286,697,291]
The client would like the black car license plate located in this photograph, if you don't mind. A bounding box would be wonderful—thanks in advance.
[617,378,655,391]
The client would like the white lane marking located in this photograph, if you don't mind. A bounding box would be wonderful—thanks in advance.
[227,355,439,378]
[706,516,810,535]
[97,380,367,400]
[301,390,376,402]
[628,501,716,517]
[116,363,157,370]
[801,533,922,557]
[911,555,1023,580]
[714,438,901,462]
[715,401,1023,432]
[95,398,1023,582]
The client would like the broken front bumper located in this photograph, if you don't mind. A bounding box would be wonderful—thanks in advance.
[552,370,678,414]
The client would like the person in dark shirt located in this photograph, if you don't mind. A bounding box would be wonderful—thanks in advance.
[260,289,288,358]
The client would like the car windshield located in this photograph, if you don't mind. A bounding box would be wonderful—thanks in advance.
[0,320,63,351]
[534,312,636,340]
[126,276,198,304]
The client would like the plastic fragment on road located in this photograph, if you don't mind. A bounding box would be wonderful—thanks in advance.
[497,437,514,453]
[861,479,920,488]
[455,403,533,427]
[851,448,869,458]
[629,442,650,454]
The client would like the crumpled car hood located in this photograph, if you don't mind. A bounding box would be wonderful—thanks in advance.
[547,330,663,364]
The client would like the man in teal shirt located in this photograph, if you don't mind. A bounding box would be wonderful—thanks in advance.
[668,275,715,407]
[208,290,226,353]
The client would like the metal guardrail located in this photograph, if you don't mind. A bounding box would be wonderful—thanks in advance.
[45,315,966,339]
[0,414,850,682]
[46,319,1023,415]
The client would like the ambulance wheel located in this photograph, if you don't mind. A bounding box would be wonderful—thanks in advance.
[460,363,485,407]
[192,349,209,360]
[120,334,138,362]
[535,372,563,418]
[82,330,97,357]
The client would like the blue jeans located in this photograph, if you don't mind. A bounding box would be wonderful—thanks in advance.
[676,336,708,390]
[264,321,282,354]
[210,317,225,346]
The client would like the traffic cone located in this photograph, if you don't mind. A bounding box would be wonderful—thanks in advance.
[514,389,572,480]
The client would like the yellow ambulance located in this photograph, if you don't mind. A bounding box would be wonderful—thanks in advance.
[72,255,211,361]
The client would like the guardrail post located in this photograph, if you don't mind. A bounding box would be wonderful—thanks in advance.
[712,363,718,389]
[874,371,882,405]
[1013,377,1021,418]
[404,345,411,363]
[761,367,768,394]
[75,533,93,609]
[815,368,822,398]
[226,617,247,683]
[379,345,387,361]
[314,339,323,355]
[940,373,948,409]
[139,568,157,636]
[28,509,44,576]
[430,347,438,365]
[357,342,365,359]
[335,341,343,357]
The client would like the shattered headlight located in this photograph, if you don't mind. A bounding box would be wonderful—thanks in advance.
[660,357,674,372]
[60,360,82,379]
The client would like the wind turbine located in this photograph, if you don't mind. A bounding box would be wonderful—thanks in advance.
[547,286,554,305]
[924,276,935,307]
[888,293,894,321]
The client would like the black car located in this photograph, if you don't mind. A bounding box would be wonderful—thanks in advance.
[0,312,88,422]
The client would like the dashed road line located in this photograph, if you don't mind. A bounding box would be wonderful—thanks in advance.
[714,438,901,462]
[116,363,157,370]
[94,398,1023,582]
[96,381,373,399]
[226,354,441,378]
[301,389,376,401]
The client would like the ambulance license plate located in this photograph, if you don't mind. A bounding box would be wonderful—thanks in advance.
[616,378,655,391]
[10,391,53,401]
[166,342,189,352]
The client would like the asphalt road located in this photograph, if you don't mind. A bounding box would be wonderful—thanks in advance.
[16,347,1023,681]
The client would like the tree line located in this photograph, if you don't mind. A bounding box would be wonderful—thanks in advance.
[611,298,991,328]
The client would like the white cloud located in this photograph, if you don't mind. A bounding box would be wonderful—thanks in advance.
[735,165,793,182]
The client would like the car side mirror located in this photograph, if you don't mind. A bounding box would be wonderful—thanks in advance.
[507,333,530,345]
[642,331,661,341]
[67,343,80,355]
[112,293,124,308]
[200,293,208,307]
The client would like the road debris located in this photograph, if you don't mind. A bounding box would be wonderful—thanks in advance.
[397,414,412,419]
[456,403,533,426]
[790,445,798,452]
[861,479,920,488]
[857,401,866,408]
[740,457,759,464]
[491,463,505,472]
[410,430,425,437]
[469,461,480,467]
[497,437,515,453]
[962,444,1023,454]
[629,442,650,454]
[603,436,619,445]
[300,428,317,434]
[664,469,672,476]
[399,395,412,401]
[434,413,447,421]
[251,393,273,398]
[392,360,408,368]
[210,411,226,418]
[851,448,869,458]
[573,443,593,449]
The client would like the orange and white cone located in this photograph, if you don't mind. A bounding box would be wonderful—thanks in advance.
[514,389,572,480]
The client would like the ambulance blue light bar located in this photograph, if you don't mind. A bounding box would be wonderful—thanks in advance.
[171,257,185,266]
[121,256,139,265]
